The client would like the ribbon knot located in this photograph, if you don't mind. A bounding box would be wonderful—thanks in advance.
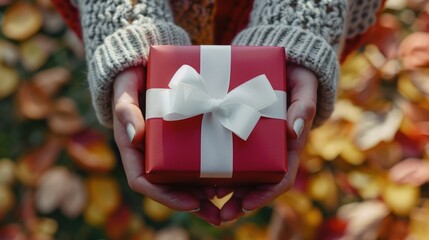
[210,98,223,110]
[164,65,278,140]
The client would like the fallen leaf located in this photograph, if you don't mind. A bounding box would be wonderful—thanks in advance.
[84,203,108,226]
[41,9,65,34]
[399,32,429,70]
[409,69,429,96]
[235,223,267,240]
[86,176,121,215]
[376,215,409,240]
[48,98,85,136]
[155,228,189,240]
[105,205,132,240]
[317,218,348,240]
[0,158,15,185]
[17,81,52,120]
[397,72,426,102]
[354,105,403,150]
[382,180,420,216]
[0,64,19,100]
[347,169,385,199]
[307,170,338,210]
[337,201,389,240]
[34,218,58,236]
[32,67,70,97]
[19,37,50,71]
[409,205,429,240]
[1,3,42,41]
[389,158,429,186]
[35,167,70,214]
[367,141,403,169]
[0,224,26,240]
[0,184,15,219]
[268,204,301,240]
[66,130,116,172]
[361,13,401,59]
[143,198,172,222]
[60,172,86,218]
[339,51,382,105]
[16,137,62,186]
[0,39,19,65]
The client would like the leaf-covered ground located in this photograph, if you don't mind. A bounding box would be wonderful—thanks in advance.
[2,0,429,239]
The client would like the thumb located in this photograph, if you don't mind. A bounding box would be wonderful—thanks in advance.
[286,64,318,139]
[113,67,146,144]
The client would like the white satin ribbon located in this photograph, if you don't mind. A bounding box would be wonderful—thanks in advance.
[146,46,287,178]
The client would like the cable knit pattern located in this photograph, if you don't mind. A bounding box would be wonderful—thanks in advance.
[233,0,347,126]
[347,0,382,37]
[71,0,383,127]
[76,0,191,126]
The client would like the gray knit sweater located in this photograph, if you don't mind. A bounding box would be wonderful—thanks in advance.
[74,0,382,127]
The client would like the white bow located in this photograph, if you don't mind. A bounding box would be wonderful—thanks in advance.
[163,65,278,140]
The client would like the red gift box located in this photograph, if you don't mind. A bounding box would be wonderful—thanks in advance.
[145,45,287,185]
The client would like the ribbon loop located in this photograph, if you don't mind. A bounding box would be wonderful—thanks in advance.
[166,65,278,140]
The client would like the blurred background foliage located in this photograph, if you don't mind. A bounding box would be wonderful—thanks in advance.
[2,0,429,239]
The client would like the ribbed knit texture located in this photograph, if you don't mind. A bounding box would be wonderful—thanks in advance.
[70,0,383,127]
[232,0,347,126]
[76,0,191,126]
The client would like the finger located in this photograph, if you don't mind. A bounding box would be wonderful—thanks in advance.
[286,64,318,139]
[204,186,217,199]
[113,114,200,212]
[193,199,222,226]
[216,187,235,198]
[113,67,146,144]
[220,196,245,222]
[241,127,310,211]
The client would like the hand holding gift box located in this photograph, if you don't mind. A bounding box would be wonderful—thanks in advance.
[111,45,318,225]
[145,45,288,185]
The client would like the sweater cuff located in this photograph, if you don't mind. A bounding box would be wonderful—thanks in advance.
[88,23,191,127]
[232,26,339,126]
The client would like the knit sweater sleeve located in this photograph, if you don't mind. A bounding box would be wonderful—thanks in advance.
[232,0,382,126]
[74,0,191,126]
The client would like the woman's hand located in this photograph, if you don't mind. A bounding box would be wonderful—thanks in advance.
[218,63,319,222]
[112,67,221,225]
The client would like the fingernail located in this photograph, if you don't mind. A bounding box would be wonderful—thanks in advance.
[293,118,305,138]
[126,123,135,143]
[242,208,254,214]
[188,207,200,213]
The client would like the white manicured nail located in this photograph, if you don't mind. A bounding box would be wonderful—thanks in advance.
[126,123,135,143]
[242,208,254,214]
[188,207,200,213]
[293,118,305,138]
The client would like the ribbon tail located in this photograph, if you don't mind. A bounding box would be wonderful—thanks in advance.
[215,104,261,141]
[260,91,287,120]
[146,89,171,119]
[223,75,277,110]
[200,113,233,178]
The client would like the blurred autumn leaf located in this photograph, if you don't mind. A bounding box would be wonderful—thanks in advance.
[2,0,429,239]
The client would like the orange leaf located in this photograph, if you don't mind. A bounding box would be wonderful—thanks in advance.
[47,98,85,136]
[17,81,52,120]
[16,137,62,186]
[1,3,42,41]
[354,106,403,150]
[66,130,116,172]
[399,32,429,70]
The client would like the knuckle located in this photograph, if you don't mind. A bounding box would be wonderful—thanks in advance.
[113,101,127,117]
[302,99,317,119]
